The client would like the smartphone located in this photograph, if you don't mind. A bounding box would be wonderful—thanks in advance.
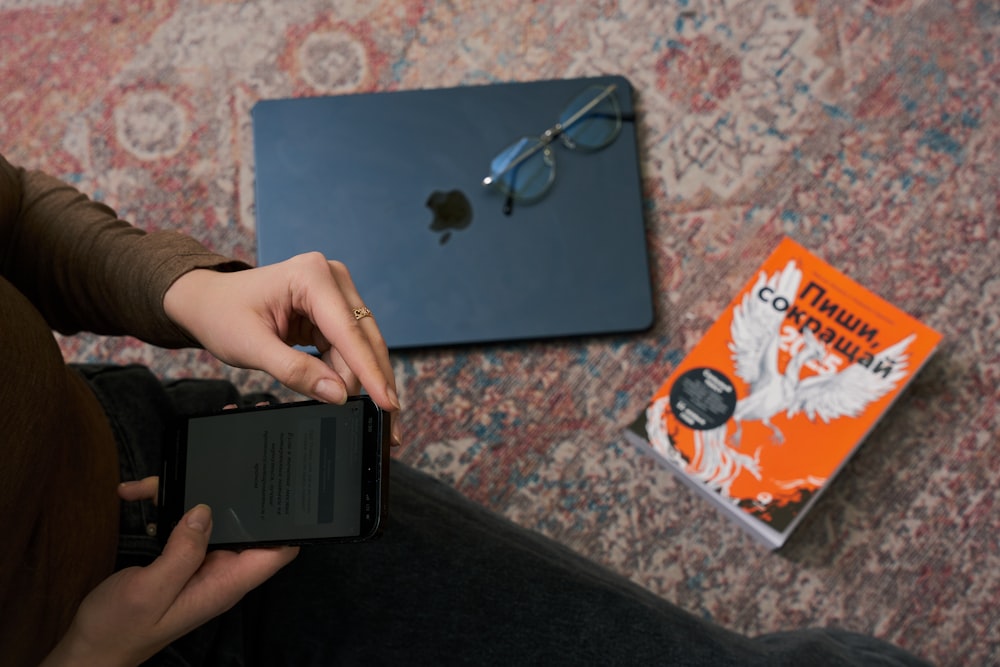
[158,397,389,548]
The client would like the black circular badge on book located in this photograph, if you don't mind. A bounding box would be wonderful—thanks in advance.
[668,367,737,430]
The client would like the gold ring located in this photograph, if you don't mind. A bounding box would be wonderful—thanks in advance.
[353,306,372,321]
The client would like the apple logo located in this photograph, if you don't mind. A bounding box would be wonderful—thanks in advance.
[426,189,473,244]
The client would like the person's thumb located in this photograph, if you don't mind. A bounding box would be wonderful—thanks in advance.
[146,504,214,592]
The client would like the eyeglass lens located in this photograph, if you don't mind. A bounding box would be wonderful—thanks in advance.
[485,84,623,203]
[488,137,556,202]
[558,85,622,151]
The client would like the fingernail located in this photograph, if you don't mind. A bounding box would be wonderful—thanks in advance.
[315,379,346,404]
[186,504,212,533]
[391,418,403,448]
[386,384,401,411]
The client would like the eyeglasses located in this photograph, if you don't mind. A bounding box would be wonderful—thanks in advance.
[482,84,631,215]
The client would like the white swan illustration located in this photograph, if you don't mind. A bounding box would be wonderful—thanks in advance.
[729,260,915,445]
[728,258,807,446]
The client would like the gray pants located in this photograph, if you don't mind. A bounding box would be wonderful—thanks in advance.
[77,364,932,667]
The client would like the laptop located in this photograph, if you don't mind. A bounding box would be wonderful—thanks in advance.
[252,74,654,350]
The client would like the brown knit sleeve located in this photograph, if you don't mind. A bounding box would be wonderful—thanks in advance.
[0,153,250,348]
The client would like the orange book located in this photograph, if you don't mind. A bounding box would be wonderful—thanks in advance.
[626,237,942,549]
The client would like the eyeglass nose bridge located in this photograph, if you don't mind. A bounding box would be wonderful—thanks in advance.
[543,122,585,152]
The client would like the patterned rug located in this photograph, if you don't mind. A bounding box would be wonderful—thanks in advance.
[4,2,997,664]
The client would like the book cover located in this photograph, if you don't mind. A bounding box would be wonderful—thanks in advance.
[626,237,942,549]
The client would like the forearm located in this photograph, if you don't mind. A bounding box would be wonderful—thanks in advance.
[0,153,248,346]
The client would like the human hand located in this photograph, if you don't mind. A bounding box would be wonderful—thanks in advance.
[41,503,298,667]
[117,475,161,505]
[163,253,401,443]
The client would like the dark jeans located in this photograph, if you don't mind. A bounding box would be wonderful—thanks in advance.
[76,364,932,667]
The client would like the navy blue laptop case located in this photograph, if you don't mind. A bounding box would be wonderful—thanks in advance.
[252,74,653,349]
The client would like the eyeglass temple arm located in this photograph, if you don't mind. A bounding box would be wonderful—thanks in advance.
[482,84,619,186]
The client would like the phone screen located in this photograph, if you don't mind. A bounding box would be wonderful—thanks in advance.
[160,398,388,547]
